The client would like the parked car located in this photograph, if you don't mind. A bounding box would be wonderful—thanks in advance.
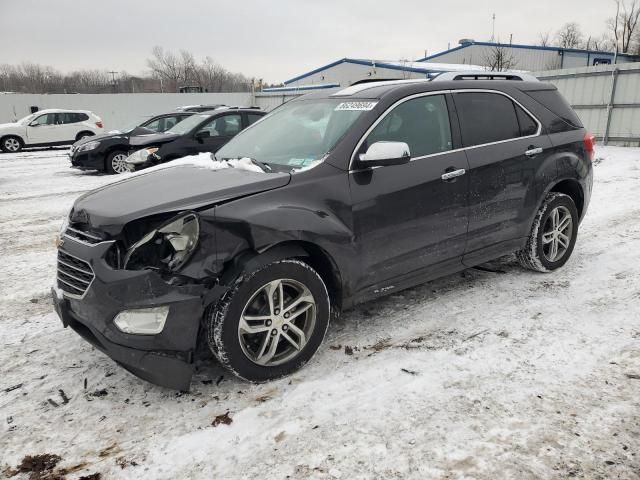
[52,78,593,390]
[0,109,103,153]
[123,107,265,171]
[175,104,226,112]
[70,111,195,174]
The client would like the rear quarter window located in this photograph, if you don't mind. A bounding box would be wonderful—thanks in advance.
[524,89,583,131]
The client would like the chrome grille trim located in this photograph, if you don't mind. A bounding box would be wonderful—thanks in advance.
[57,249,95,299]
[66,226,103,241]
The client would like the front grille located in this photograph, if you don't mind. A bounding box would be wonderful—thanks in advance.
[64,225,105,244]
[57,250,95,297]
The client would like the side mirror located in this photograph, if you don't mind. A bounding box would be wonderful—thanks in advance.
[29,122,40,127]
[358,141,411,167]
[195,130,210,141]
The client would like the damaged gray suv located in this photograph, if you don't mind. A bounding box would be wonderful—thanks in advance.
[53,77,594,390]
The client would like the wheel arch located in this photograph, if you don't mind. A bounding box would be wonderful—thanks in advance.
[548,178,584,219]
[219,240,344,312]
[76,130,95,141]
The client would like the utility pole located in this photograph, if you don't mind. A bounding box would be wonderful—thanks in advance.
[108,70,119,93]
[491,13,496,42]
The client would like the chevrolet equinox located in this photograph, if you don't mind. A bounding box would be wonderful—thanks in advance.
[52,78,594,390]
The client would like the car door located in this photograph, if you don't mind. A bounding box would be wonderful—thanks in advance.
[349,93,470,294]
[26,113,60,144]
[451,90,553,265]
[58,112,83,141]
[193,113,243,153]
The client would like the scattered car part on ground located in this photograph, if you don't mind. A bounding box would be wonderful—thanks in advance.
[52,79,593,390]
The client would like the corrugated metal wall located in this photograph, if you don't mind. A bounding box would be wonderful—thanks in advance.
[425,45,636,72]
[537,62,640,145]
[0,92,252,130]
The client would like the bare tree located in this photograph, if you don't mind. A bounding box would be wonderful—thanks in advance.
[538,31,552,47]
[556,22,584,48]
[608,0,640,53]
[482,44,518,71]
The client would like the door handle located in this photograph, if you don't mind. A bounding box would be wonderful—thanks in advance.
[441,168,466,181]
[525,147,543,157]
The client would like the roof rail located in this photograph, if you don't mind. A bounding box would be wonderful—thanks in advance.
[431,71,539,82]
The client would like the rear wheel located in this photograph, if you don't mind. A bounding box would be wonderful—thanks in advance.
[1,136,23,153]
[105,150,130,174]
[517,192,579,272]
[207,259,330,382]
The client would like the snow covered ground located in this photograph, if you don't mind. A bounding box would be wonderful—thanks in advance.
[1,147,639,479]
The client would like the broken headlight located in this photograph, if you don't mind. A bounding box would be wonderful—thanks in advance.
[123,212,199,272]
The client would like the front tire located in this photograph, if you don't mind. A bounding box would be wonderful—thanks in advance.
[517,192,579,272]
[105,150,131,174]
[1,136,23,153]
[207,259,330,382]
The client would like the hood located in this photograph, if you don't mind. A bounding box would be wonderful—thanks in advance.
[129,132,177,147]
[71,165,291,232]
[0,122,19,129]
[74,126,154,147]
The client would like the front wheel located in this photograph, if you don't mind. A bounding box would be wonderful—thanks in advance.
[105,150,131,174]
[517,192,579,272]
[207,259,330,382]
[1,136,23,153]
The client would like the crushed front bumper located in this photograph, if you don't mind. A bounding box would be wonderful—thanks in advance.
[51,236,225,390]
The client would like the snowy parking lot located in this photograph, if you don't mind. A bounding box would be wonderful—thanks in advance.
[1,147,640,479]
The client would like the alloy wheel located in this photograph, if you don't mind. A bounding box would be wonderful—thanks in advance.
[238,278,316,366]
[111,153,131,174]
[541,205,573,262]
[4,138,20,152]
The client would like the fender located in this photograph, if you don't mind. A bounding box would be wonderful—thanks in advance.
[219,243,310,286]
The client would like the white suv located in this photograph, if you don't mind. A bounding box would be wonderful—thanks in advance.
[0,109,104,153]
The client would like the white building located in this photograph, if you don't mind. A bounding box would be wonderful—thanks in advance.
[267,58,484,92]
[422,40,640,72]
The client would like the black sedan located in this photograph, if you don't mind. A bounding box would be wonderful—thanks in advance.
[124,107,265,171]
[70,111,194,174]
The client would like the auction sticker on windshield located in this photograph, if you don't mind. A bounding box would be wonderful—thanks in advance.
[335,101,378,111]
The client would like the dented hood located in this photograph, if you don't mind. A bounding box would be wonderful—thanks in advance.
[71,165,290,232]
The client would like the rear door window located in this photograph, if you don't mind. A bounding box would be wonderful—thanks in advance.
[454,92,521,147]
[364,94,452,158]
[515,105,538,136]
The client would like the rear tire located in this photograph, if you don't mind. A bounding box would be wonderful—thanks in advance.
[105,150,130,174]
[207,259,330,382]
[1,136,23,153]
[516,192,579,272]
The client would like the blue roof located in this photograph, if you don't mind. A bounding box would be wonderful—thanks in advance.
[283,58,452,85]
[418,41,640,62]
[262,83,340,93]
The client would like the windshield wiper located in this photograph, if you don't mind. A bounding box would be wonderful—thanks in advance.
[248,157,272,172]
[217,156,272,172]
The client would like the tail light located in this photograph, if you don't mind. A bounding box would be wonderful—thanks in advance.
[95,121,103,128]
[584,132,596,161]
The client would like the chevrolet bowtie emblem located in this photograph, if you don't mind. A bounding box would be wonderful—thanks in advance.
[55,235,65,248]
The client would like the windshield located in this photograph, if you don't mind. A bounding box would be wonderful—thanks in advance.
[165,114,210,135]
[17,113,37,125]
[216,99,371,170]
